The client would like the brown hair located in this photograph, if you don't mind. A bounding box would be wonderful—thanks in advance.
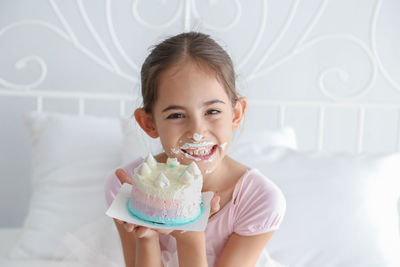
[140,31,240,113]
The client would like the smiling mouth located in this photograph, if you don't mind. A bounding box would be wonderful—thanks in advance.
[180,144,218,160]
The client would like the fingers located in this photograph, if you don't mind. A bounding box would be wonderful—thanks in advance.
[114,218,137,232]
[114,219,123,224]
[135,227,150,238]
[115,168,133,185]
[124,223,136,232]
[114,219,181,239]
[210,195,221,217]
[155,228,174,235]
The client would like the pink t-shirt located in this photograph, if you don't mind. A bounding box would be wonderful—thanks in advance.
[105,157,286,266]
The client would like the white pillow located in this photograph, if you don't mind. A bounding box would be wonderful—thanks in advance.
[230,126,298,152]
[230,146,400,267]
[9,112,123,259]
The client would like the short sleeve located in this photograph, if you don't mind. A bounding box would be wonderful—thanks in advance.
[233,169,286,236]
[104,157,143,207]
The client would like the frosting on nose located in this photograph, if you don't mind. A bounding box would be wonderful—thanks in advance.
[193,133,202,142]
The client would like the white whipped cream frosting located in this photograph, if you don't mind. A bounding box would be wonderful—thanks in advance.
[180,141,215,150]
[193,133,203,142]
[133,154,203,200]
[219,142,227,151]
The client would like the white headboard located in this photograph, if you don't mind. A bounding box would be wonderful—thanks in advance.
[1,0,400,226]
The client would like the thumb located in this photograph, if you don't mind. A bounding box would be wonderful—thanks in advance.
[209,195,221,217]
[115,168,133,185]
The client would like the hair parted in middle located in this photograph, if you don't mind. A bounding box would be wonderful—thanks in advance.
[140,31,240,114]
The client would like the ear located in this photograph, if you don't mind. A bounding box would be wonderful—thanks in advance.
[134,108,159,138]
[232,97,247,130]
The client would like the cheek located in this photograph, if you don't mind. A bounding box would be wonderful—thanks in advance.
[157,124,182,147]
[213,115,234,133]
[212,119,233,145]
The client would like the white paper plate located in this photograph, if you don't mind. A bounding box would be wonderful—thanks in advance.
[106,183,214,231]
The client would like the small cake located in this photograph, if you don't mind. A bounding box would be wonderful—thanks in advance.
[127,154,203,226]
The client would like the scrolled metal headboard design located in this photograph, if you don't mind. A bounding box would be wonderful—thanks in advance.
[1,0,399,153]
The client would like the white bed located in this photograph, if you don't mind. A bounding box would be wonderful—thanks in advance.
[1,0,400,266]
[0,228,82,267]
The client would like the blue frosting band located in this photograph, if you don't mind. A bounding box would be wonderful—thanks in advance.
[126,198,203,227]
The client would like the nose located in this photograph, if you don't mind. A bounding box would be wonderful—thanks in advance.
[187,116,206,141]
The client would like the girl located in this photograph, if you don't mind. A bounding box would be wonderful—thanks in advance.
[105,32,286,267]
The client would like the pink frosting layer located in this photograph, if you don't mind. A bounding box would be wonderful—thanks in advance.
[131,181,184,209]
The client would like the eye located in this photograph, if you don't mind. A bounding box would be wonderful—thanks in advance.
[206,109,221,115]
[167,113,184,119]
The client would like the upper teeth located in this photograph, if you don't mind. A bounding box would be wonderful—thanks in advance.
[186,147,212,156]
[180,141,215,150]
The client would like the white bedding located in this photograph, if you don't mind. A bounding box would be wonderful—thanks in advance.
[0,228,83,267]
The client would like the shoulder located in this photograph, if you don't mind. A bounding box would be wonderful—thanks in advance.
[236,169,286,207]
[104,157,144,206]
[232,169,286,235]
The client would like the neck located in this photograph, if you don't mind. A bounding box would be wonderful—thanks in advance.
[201,156,230,192]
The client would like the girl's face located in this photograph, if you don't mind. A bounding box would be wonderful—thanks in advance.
[150,60,244,174]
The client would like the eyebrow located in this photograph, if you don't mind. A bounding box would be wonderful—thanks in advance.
[161,99,226,113]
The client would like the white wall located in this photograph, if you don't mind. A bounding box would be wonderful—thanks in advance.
[1,0,400,227]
